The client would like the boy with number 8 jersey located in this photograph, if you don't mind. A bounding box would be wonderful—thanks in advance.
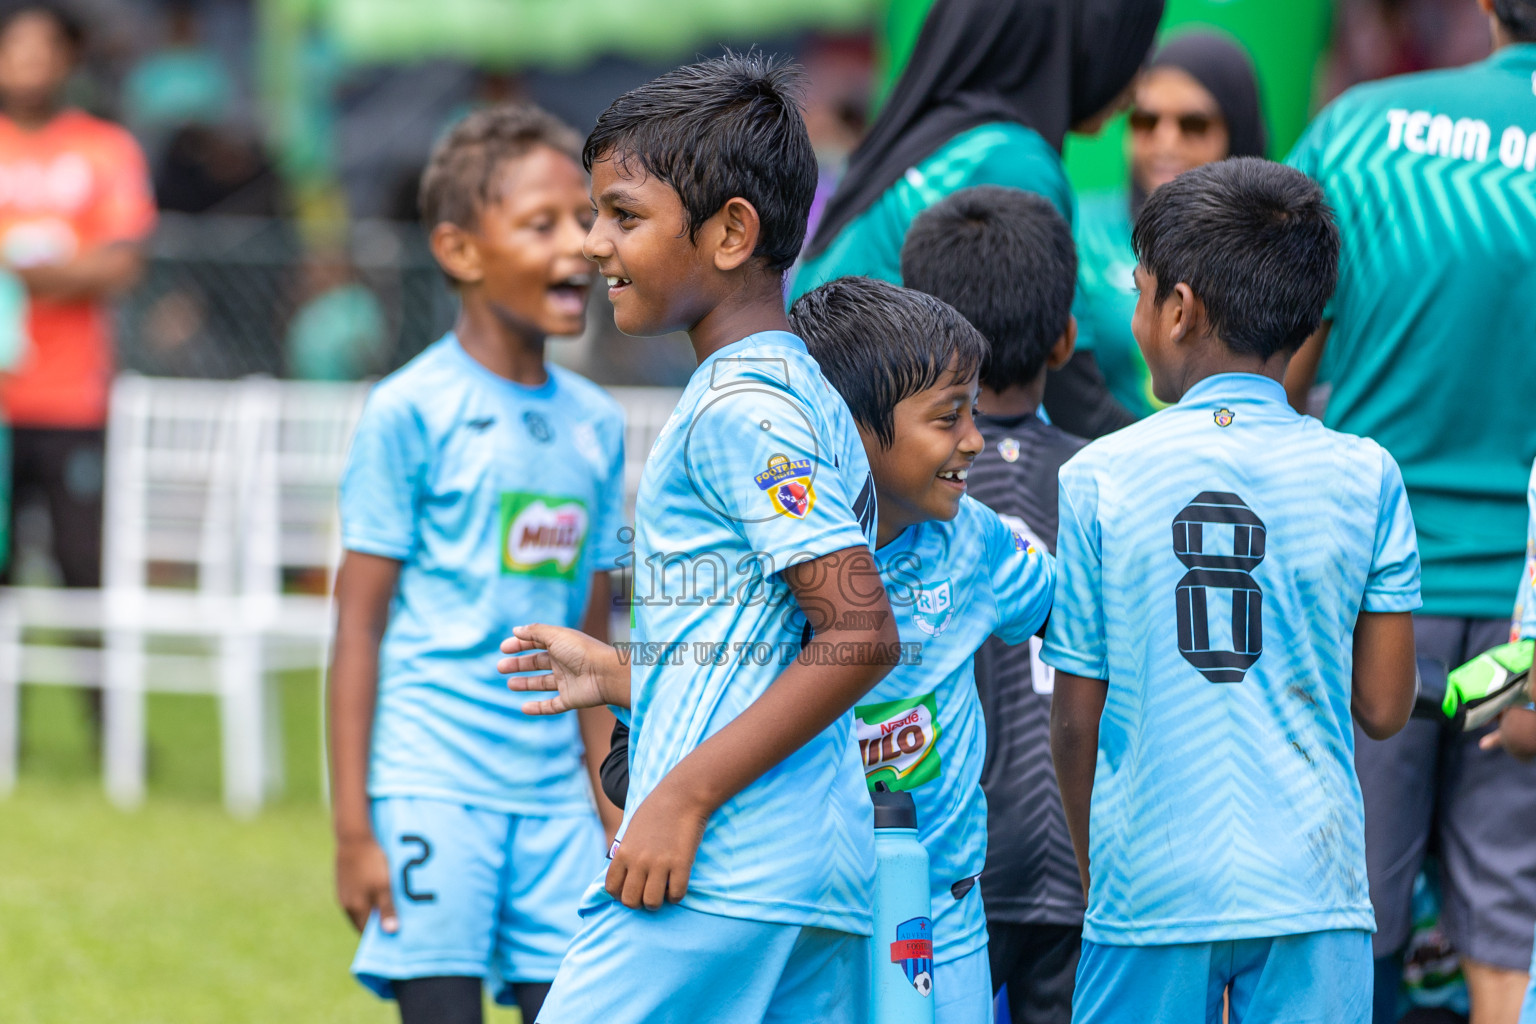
[328,106,625,1024]
[1044,159,1422,1024]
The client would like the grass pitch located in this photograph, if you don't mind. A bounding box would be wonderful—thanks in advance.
[0,680,522,1023]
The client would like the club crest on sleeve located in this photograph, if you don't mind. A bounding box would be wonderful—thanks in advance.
[755,454,816,519]
[1214,408,1235,428]
[996,437,1020,463]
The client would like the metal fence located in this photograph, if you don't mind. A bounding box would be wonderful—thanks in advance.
[116,213,698,387]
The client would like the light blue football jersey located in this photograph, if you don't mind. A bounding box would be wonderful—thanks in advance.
[1042,373,1422,945]
[857,496,1054,962]
[610,330,879,934]
[1514,462,1536,642]
[340,334,627,814]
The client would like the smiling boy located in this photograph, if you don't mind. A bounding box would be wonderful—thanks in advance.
[1044,158,1421,1023]
[509,54,897,1024]
[328,105,625,1024]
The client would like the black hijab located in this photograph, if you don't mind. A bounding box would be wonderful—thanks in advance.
[1147,31,1267,160]
[803,0,1164,261]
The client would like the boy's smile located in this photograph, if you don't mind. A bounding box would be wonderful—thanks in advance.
[584,155,713,337]
[863,360,985,548]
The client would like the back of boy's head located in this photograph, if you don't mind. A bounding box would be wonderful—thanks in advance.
[418,104,580,235]
[789,276,989,449]
[1132,156,1339,360]
[900,186,1076,392]
[582,51,816,273]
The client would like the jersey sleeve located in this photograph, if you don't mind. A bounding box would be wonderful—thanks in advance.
[338,387,428,561]
[89,126,157,245]
[1514,464,1536,640]
[588,404,629,572]
[1040,467,1108,678]
[1362,447,1422,613]
[686,365,871,570]
[983,504,1057,645]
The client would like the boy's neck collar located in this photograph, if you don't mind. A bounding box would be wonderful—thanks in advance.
[686,276,792,364]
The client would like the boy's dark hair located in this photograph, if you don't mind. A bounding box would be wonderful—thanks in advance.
[1131,157,1339,360]
[789,276,989,449]
[0,3,84,52]
[900,186,1076,391]
[418,104,581,233]
[1494,0,1536,41]
[582,51,816,273]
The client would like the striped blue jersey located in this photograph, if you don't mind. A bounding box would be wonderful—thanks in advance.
[339,334,627,814]
[608,330,879,934]
[857,496,1054,962]
[1042,373,1421,945]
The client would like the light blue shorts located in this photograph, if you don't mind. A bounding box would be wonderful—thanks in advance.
[934,944,993,1024]
[351,796,605,1004]
[1073,930,1373,1024]
[536,899,869,1024]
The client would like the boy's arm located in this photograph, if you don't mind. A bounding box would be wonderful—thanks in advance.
[1351,611,1417,740]
[1051,672,1107,900]
[606,545,897,911]
[328,550,402,934]
[576,571,623,838]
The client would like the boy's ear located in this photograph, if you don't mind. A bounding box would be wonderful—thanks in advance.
[707,196,762,272]
[1169,282,1200,344]
[1046,315,1078,370]
[429,221,483,287]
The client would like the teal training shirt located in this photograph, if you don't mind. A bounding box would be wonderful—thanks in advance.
[1286,44,1536,618]
[1074,189,1164,420]
[789,122,1075,305]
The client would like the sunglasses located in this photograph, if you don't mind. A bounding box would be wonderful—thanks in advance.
[1128,109,1221,138]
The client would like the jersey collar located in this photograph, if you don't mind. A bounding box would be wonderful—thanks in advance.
[695,330,808,371]
[1178,372,1289,409]
[1486,42,1536,75]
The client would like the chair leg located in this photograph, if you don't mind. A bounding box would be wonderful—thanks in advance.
[103,625,146,809]
[261,664,285,801]
[219,629,263,817]
[0,597,20,796]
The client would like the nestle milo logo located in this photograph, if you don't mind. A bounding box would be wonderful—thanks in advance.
[500,492,588,579]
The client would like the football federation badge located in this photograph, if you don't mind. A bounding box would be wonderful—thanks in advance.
[913,579,954,638]
[997,437,1020,463]
[1214,408,1235,428]
[755,454,816,519]
[891,916,934,997]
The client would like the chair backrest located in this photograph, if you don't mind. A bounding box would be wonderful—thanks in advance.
[103,375,246,596]
[608,386,683,519]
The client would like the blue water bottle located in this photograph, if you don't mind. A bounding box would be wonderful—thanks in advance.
[870,782,935,1024]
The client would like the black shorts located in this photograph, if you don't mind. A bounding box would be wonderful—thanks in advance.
[5,426,105,588]
[988,920,1081,1024]
[1356,615,1536,971]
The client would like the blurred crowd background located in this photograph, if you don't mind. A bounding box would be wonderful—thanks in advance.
[28,0,1503,390]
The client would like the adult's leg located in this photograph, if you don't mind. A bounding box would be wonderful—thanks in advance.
[394,976,482,1024]
[1000,923,1080,1024]
[38,428,104,589]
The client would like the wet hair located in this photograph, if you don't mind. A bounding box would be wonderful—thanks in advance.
[901,186,1076,391]
[418,103,580,233]
[789,276,989,449]
[1131,157,1339,360]
[1494,0,1536,41]
[582,51,816,273]
[0,3,83,52]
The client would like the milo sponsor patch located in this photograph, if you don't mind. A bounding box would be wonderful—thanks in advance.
[856,692,940,792]
[500,492,588,579]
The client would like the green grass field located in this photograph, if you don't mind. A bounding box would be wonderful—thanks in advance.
[0,677,522,1023]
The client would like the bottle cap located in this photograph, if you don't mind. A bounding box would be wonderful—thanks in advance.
[871,781,918,830]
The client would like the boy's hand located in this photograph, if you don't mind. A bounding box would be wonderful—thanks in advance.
[604,778,709,910]
[498,624,628,713]
[336,835,398,934]
[1479,706,1536,760]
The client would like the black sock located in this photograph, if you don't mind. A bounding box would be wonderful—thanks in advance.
[512,982,551,1022]
[395,975,483,1024]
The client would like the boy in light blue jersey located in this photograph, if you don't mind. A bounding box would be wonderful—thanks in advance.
[790,276,1055,1024]
[1044,158,1423,1024]
[328,106,625,1024]
[499,55,898,1024]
